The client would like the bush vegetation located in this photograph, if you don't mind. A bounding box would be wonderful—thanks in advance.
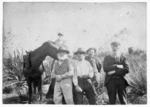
[3,48,147,104]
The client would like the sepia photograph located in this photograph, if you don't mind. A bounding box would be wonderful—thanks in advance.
[2,1,147,105]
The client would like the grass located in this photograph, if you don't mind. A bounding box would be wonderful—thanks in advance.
[125,54,147,104]
[3,49,147,104]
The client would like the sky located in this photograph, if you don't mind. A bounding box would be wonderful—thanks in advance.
[3,2,147,57]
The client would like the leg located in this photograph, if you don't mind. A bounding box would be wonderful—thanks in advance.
[117,79,127,104]
[33,81,37,94]
[84,81,96,104]
[27,80,32,104]
[74,90,84,104]
[61,79,74,104]
[53,82,62,104]
[74,79,84,104]
[46,78,55,99]
[91,77,98,96]
[38,77,42,101]
[106,79,117,104]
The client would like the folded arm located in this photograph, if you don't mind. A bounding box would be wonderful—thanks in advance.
[103,56,117,73]
[115,57,129,76]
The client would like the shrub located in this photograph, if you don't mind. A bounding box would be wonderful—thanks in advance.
[3,86,13,94]
[126,53,147,104]
[3,49,28,101]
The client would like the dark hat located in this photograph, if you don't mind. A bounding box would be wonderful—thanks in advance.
[111,41,120,46]
[74,48,86,55]
[87,47,97,53]
[57,46,69,54]
[58,32,63,36]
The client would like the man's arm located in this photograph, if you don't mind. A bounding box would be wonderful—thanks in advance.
[96,58,102,73]
[115,57,129,76]
[103,56,117,73]
[88,62,94,78]
[72,68,78,86]
[51,61,56,78]
[72,69,83,92]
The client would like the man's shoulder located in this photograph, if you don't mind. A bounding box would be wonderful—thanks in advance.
[63,58,70,64]
[104,55,112,59]
[84,60,91,65]
[85,56,90,60]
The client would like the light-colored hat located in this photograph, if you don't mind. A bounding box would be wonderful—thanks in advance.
[111,41,120,46]
[74,48,86,55]
[57,46,69,54]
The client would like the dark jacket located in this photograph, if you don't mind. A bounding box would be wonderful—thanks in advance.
[85,56,101,73]
[103,55,129,86]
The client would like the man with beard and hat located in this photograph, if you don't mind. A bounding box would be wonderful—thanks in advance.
[103,41,129,104]
[73,48,96,104]
[51,46,74,104]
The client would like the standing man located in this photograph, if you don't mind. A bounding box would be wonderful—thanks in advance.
[51,46,74,104]
[86,48,102,91]
[103,41,129,104]
[73,48,96,104]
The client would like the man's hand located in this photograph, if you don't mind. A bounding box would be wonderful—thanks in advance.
[75,85,82,92]
[117,65,123,69]
[113,64,123,69]
[108,70,116,75]
[55,75,62,82]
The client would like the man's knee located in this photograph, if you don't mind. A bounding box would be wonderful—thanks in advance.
[65,98,74,104]
[88,97,96,105]
[53,97,62,104]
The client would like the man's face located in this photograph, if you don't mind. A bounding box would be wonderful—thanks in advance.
[111,45,119,52]
[88,50,95,57]
[57,52,67,60]
[76,53,85,61]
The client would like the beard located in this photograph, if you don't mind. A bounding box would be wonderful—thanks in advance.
[58,54,68,60]
[112,51,121,58]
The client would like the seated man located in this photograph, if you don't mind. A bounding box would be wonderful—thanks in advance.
[54,32,66,47]
[73,48,96,104]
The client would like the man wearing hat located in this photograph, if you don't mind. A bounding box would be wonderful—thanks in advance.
[73,48,96,104]
[86,48,102,95]
[103,41,129,104]
[54,33,66,47]
[51,46,74,104]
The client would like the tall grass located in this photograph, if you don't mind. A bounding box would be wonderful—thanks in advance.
[3,49,28,101]
[126,53,147,104]
[96,50,147,104]
[3,48,147,104]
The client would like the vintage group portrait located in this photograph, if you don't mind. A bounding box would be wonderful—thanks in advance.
[2,1,147,105]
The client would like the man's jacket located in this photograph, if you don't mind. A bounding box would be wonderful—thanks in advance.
[103,55,129,86]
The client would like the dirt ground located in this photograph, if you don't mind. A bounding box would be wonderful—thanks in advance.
[3,84,52,104]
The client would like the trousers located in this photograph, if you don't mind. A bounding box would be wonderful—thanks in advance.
[106,76,127,104]
[74,77,96,104]
[53,78,74,104]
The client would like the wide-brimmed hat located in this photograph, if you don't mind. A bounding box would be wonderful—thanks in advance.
[74,48,86,55]
[58,32,63,36]
[111,41,120,46]
[86,47,97,53]
[57,46,69,54]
